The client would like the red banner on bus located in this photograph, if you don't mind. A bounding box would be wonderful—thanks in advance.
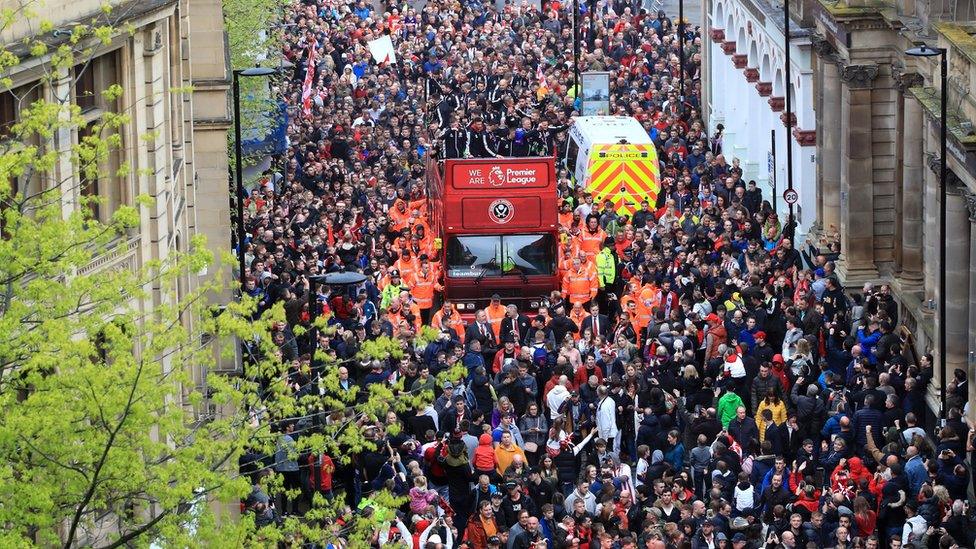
[449,159,551,190]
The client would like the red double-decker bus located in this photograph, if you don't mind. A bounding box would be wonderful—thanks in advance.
[427,156,559,318]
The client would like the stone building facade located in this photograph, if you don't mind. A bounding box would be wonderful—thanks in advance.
[702,0,976,418]
[808,1,976,417]
[701,0,818,242]
[0,0,232,411]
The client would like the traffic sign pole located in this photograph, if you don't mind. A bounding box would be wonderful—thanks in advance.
[783,188,798,205]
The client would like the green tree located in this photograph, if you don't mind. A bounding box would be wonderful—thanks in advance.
[0,5,462,548]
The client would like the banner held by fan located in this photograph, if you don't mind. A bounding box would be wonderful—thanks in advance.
[367,35,397,65]
[301,39,318,118]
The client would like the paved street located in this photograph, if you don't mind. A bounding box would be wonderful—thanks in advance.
[660,0,703,26]
[652,0,702,25]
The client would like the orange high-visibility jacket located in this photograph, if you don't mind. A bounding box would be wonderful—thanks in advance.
[394,256,419,282]
[576,227,606,258]
[569,309,588,340]
[432,305,465,340]
[389,200,412,233]
[558,211,574,231]
[562,268,598,306]
[485,303,507,339]
[408,270,442,310]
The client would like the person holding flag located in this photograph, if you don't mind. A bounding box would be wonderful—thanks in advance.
[301,39,318,117]
[536,64,550,101]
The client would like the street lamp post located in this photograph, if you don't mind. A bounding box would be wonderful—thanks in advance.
[573,0,581,94]
[232,66,278,292]
[784,0,795,241]
[588,0,596,51]
[905,44,948,419]
[679,0,685,100]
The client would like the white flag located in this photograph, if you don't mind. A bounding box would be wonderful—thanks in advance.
[367,35,397,65]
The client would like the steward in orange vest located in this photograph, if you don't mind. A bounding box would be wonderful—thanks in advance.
[407,264,442,324]
[575,215,607,258]
[561,258,598,306]
[484,294,507,340]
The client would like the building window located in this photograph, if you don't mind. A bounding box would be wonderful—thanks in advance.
[73,51,122,221]
[0,91,14,138]
[75,63,97,112]
[79,121,101,222]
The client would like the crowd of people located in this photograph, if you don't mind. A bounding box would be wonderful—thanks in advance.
[237,0,976,546]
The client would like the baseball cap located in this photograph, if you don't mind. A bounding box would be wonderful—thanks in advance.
[442,381,454,390]
[732,533,747,543]
[487,536,501,545]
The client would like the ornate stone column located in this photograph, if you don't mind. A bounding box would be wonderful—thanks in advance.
[836,64,879,285]
[811,34,842,240]
[898,74,925,288]
[820,59,842,238]
[965,190,976,424]
[924,153,938,305]
[941,184,971,376]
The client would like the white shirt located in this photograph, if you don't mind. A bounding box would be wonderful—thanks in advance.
[574,203,593,218]
[564,488,597,515]
[724,355,747,378]
[547,385,570,420]
[902,515,927,546]
[901,426,926,444]
[597,396,619,439]
[635,458,649,486]
[733,484,754,511]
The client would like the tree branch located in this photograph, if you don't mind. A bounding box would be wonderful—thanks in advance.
[63,332,150,548]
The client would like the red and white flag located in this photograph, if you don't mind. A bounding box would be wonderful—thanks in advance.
[301,39,318,118]
[536,64,550,100]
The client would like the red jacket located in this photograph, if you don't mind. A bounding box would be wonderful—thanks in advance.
[306,453,334,491]
[463,515,497,549]
[473,434,497,472]
[492,346,521,375]
[574,365,604,391]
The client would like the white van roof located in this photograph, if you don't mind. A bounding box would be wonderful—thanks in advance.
[571,116,653,147]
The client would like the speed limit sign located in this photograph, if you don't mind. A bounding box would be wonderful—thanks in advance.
[783,188,799,205]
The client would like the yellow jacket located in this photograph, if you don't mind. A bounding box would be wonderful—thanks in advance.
[756,399,788,444]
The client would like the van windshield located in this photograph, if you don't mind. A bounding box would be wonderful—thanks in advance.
[446,234,555,277]
[565,137,580,175]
